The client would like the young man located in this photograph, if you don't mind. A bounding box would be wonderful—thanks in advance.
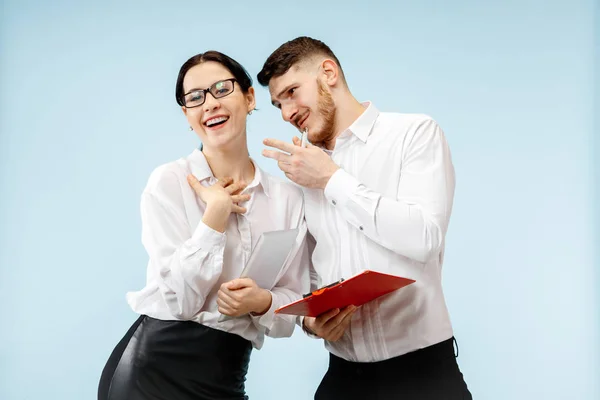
[259,37,472,400]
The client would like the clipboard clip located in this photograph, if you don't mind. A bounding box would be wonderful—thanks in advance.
[303,278,345,298]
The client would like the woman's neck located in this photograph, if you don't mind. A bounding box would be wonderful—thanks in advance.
[202,143,255,184]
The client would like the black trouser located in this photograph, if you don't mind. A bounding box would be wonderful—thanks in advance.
[315,337,472,400]
[98,315,252,400]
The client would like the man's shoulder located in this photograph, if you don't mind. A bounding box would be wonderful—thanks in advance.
[378,111,436,128]
[374,112,442,141]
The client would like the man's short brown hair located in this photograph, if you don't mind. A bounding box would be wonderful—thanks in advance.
[257,36,343,87]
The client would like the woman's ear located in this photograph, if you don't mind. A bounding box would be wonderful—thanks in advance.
[245,87,256,114]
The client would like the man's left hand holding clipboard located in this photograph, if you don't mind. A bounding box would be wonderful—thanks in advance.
[298,278,354,341]
[302,304,358,341]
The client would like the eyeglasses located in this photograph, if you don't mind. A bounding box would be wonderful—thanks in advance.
[182,78,237,108]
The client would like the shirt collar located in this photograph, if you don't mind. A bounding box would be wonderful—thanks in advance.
[346,101,380,143]
[187,148,270,198]
[188,148,213,182]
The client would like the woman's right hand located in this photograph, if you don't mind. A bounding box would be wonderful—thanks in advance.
[187,175,251,232]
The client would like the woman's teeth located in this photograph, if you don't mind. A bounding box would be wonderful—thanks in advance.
[206,116,229,127]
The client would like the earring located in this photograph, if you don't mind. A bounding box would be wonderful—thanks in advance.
[189,126,193,131]
[248,110,253,115]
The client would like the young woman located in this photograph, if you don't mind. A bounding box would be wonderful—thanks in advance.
[98,51,309,400]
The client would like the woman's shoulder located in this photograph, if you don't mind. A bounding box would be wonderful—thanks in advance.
[143,156,192,199]
[259,169,305,227]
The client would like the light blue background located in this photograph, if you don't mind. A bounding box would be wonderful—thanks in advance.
[1,1,598,399]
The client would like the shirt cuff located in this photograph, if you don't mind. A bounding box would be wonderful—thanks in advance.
[190,220,226,250]
[251,290,277,330]
[324,168,360,210]
[324,169,380,232]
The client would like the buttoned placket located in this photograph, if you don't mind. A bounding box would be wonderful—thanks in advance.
[328,132,366,361]
[236,185,254,268]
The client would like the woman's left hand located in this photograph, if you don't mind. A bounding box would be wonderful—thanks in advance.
[217,278,272,317]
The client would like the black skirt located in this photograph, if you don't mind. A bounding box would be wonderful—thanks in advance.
[98,315,252,400]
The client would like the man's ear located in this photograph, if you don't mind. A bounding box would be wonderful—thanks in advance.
[321,59,340,87]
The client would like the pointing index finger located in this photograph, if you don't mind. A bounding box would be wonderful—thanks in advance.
[263,138,296,154]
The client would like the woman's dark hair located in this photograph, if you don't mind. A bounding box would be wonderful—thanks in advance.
[175,51,253,106]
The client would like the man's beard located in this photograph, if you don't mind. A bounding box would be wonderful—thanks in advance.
[309,79,336,148]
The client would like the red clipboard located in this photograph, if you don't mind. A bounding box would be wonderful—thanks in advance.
[274,270,415,317]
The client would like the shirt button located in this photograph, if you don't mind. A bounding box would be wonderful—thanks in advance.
[332,200,337,205]
[359,226,364,231]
